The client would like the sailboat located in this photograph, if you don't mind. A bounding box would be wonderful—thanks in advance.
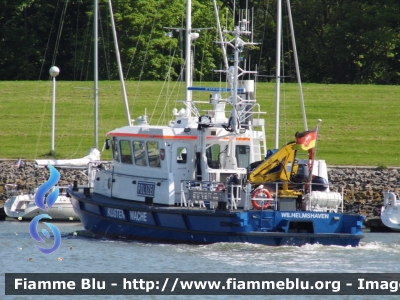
[4,0,121,222]
[4,183,80,221]
[68,0,364,246]
[3,148,102,221]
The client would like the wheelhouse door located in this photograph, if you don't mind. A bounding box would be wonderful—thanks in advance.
[171,143,193,195]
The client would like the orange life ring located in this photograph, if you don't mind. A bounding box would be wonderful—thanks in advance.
[216,183,225,192]
[251,188,272,210]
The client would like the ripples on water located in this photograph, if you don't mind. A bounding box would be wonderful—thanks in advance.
[1,221,399,299]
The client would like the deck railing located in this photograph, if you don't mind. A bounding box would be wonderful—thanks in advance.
[180,180,242,209]
[180,179,344,213]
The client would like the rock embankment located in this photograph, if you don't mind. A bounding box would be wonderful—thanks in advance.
[0,161,399,218]
[0,161,89,201]
[328,167,400,217]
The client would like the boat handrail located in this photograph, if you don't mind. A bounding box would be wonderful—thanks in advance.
[88,161,174,182]
[181,180,227,191]
[244,181,344,213]
[207,168,247,175]
[88,160,113,168]
[97,170,169,182]
[5,184,21,196]
[180,180,242,209]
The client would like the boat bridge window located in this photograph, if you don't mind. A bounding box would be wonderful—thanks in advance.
[236,145,250,168]
[147,141,161,167]
[133,141,147,166]
[120,140,133,164]
[206,144,224,169]
[177,147,187,164]
[111,138,120,162]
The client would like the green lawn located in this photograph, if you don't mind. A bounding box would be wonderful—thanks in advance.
[0,80,399,166]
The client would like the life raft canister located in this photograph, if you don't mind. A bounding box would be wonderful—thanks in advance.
[251,188,273,210]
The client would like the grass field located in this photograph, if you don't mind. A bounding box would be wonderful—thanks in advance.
[0,80,399,166]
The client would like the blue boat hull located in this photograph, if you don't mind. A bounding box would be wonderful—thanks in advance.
[69,190,364,247]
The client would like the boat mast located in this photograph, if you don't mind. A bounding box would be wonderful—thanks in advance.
[94,0,99,150]
[185,0,192,118]
[286,0,307,131]
[274,0,282,149]
[212,0,229,70]
[231,29,240,135]
[275,0,309,148]
[108,0,132,126]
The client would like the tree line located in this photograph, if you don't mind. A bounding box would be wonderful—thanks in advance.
[1,0,399,84]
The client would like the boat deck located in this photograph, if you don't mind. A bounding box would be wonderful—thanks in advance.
[70,187,251,216]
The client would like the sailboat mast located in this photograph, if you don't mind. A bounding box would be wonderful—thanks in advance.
[108,0,132,126]
[185,0,192,117]
[274,0,282,149]
[275,0,309,146]
[212,0,229,70]
[286,0,307,131]
[94,0,99,150]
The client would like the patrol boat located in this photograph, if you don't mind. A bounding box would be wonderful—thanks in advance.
[68,0,364,246]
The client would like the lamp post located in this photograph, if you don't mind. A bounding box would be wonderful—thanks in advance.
[49,66,60,155]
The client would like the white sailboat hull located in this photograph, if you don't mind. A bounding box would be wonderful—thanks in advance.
[381,192,400,231]
[4,189,79,221]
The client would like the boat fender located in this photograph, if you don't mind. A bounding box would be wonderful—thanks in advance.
[251,188,272,210]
